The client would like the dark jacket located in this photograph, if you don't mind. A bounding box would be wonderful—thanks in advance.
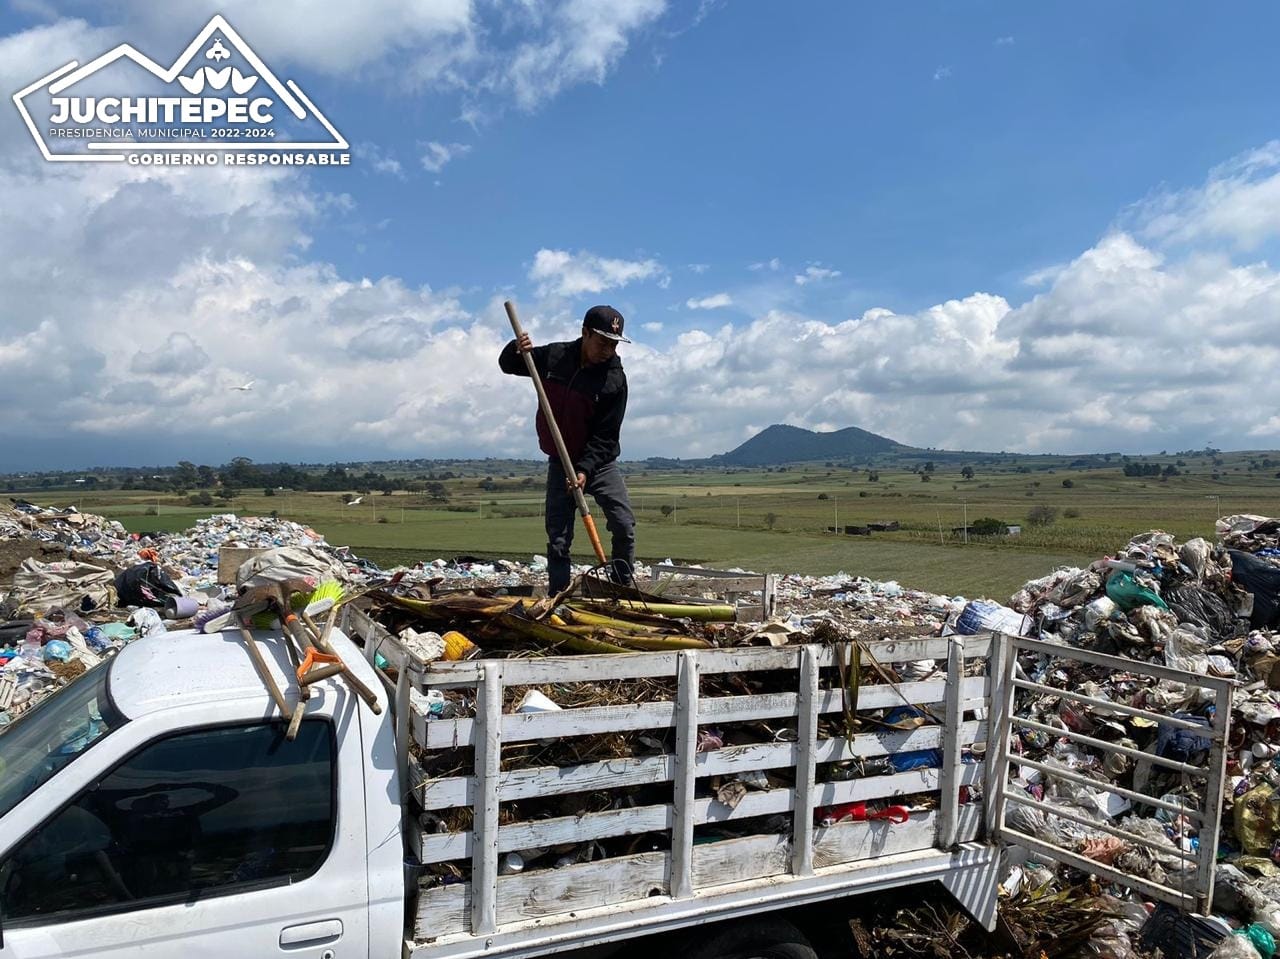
[499,337,627,478]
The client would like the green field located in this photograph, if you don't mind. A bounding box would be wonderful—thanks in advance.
[38,451,1280,601]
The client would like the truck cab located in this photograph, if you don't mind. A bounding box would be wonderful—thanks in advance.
[0,629,403,958]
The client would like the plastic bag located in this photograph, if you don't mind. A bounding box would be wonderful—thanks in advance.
[1235,783,1280,854]
[954,599,1032,636]
[127,607,166,638]
[1209,937,1263,959]
[1106,569,1169,611]
[1165,624,1212,673]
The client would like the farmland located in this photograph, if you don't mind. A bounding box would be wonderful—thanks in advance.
[29,448,1280,601]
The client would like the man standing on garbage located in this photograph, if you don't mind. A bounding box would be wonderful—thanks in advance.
[499,305,636,593]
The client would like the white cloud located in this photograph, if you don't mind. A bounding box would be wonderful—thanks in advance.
[354,142,405,179]
[995,36,1015,46]
[420,141,472,173]
[1023,263,1067,287]
[688,263,710,274]
[686,293,732,309]
[794,265,841,286]
[40,0,687,117]
[529,248,663,297]
[11,13,1280,468]
[1134,141,1280,251]
[934,66,952,81]
[504,0,667,109]
[86,0,475,76]
[130,332,211,375]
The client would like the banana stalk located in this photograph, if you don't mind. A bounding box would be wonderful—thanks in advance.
[490,612,631,654]
[568,600,735,622]
[562,607,675,634]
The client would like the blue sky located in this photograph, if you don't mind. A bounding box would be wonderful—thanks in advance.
[5,1,1280,469]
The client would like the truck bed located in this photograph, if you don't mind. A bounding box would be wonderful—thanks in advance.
[344,609,1000,959]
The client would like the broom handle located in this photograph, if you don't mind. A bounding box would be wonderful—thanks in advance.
[505,300,608,564]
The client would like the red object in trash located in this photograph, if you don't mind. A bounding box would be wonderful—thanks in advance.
[815,802,910,826]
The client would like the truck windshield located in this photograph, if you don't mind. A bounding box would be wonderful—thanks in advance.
[0,661,127,819]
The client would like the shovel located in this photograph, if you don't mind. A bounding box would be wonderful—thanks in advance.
[504,299,607,566]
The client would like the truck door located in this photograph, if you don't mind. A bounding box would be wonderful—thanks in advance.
[0,715,370,958]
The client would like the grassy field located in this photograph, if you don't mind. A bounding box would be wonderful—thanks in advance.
[36,451,1280,601]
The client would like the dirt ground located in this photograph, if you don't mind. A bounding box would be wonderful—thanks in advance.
[0,539,72,583]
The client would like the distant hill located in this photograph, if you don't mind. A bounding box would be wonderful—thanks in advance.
[712,424,906,466]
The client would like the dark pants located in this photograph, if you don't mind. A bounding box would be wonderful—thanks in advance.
[545,460,635,593]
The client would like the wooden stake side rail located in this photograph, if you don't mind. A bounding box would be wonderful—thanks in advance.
[414,806,986,942]
[403,637,992,941]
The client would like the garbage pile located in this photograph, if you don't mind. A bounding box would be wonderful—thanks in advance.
[955,516,1280,959]
[6,497,1280,956]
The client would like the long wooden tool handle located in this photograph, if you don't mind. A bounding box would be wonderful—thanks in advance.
[505,300,608,564]
[239,625,289,716]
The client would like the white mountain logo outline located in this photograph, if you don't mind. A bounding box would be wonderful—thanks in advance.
[12,14,348,163]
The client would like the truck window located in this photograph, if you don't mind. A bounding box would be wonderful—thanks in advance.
[0,719,335,925]
[0,661,126,820]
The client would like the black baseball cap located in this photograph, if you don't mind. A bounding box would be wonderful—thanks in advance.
[583,305,631,343]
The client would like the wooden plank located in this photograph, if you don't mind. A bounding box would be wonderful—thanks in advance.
[813,812,939,868]
[654,576,768,595]
[814,721,984,763]
[814,676,987,715]
[471,665,502,936]
[415,722,987,813]
[418,772,473,810]
[936,636,964,850]
[817,763,982,807]
[411,636,993,693]
[791,645,819,877]
[497,851,669,923]
[414,882,470,940]
[414,805,991,940]
[694,834,791,889]
[696,788,792,822]
[421,804,674,864]
[498,804,672,854]
[670,651,698,899]
[698,741,795,776]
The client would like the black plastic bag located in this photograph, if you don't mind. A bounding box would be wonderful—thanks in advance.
[114,562,181,608]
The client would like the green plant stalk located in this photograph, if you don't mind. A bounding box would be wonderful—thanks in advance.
[491,612,631,654]
[569,599,735,622]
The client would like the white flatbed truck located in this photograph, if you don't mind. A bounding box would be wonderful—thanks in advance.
[0,612,1025,959]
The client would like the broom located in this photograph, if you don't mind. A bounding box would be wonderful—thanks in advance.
[299,581,382,714]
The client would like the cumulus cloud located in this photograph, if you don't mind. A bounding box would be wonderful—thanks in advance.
[933,65,952,81]
[686,293,732,309]
[11,10,1280,467]
[794,265,841,286]
[130,332,211,375]
[1134,141,1280,251]
[529,248,663,297]
[420,141,472,173]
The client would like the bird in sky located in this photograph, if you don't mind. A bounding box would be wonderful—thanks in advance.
[347,496,363,506]
[230,380,254,392]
